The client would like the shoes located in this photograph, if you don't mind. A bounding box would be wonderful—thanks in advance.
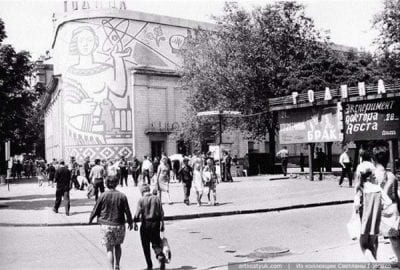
[52,208,58,213]
[168,202,173,205]
[214,202,218,206]
[66,213,70,216]
[158,256,166,270]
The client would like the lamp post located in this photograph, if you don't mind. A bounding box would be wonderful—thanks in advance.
[196,110,241,179]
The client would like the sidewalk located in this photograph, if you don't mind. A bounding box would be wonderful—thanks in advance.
[0,174,354,226]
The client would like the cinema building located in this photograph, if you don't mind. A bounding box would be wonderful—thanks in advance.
[40,6,269,163]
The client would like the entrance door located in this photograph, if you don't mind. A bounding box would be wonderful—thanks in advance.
[151,141,165,159]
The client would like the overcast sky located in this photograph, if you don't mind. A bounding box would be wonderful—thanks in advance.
[0,0,383,59]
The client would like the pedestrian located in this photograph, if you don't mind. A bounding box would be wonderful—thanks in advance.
[156,156,172,204]
[53,160,72,216]
[316,148,325,181]
[133,184,166,270]
[36,163,45,186]
[339,146,353,187]
[225,152,233,182]
[89,175,133,270]
[372,145,400,265]
[153,157,160,179]
[15,160,23,180]
[47,162,56,187]
[119,156,129,187]
[178,158,193,205]
[276,146,289,176]
[84,156,91,184]
[203,158,219,206]
[141,156,152,185]
[193,161,204,206]
[70,160,81,189]
[90,159,106,201]
[130,156,141,186]
[300,153,305,172]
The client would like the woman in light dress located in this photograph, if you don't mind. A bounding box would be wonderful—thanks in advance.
[372,146,400,265]
[193,162,204,206]
[354,149,379,262]
[157,157,173,204]
[354,146,400,264]
[202,158,219,206]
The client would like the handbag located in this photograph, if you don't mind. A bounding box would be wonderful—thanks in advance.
[380,175,400,237]
[346,211,361,240]
[161,233,172,264]
[87,183,94,199]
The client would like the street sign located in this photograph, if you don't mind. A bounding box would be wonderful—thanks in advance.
[343,98,400,141]
[279,106,342,144]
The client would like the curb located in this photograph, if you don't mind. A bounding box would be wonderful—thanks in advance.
[0,199,353,227]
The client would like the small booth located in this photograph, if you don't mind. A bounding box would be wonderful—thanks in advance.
[269,80,400,179]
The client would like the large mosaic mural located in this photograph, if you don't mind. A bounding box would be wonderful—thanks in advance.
[51,17,190,160]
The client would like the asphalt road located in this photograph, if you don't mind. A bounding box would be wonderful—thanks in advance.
[0,204,395,270]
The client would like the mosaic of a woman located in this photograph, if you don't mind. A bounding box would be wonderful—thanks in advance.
[64,25,131,144]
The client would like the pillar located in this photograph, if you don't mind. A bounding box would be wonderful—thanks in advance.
[308,143,314,181]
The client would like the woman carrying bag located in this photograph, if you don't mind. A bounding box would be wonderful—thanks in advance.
[372,145,400,266]
[353,149,380,262]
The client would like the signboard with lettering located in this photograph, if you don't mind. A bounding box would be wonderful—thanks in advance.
[279,106,342,144]
[343,99,400,141]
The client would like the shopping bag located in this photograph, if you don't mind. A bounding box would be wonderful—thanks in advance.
[346,212,361,240]
[381,203,400,237]
[161,235,171,264]
[87,184,94,199]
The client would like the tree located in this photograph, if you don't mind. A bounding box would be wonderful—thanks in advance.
[0,18,43,157]
[373,0,400,81]
[180,2,333,155]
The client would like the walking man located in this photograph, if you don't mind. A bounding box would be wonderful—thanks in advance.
[339,147,353,187]
[141,156,153,185]
[178,158,193,205]
[119,156,129,187]
[90,159,105,200]
[130,156,141,186]
[53,160,72,216]
[134,184,166,270]
[276,146,289,176]
[84,156,91,184]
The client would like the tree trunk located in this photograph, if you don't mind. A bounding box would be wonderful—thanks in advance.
[268,112,278,173]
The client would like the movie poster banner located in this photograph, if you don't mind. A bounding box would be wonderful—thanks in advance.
[343,99,400,141]
[279,106,342,144]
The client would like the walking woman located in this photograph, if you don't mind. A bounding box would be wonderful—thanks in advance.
[354,148,381,262]
[193,161,204,206]
[373,145,400,265]
[203,158,219,206]
[89,175,133,270]
[157,156,173,204]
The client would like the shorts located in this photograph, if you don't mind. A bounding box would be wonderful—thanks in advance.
[204,180,216,191]
[100,224,126,248]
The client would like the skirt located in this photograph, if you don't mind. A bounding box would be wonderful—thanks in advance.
[100,224,126,247]
[361,192,382,236]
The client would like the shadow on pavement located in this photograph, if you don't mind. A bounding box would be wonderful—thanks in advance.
[0,194,54,201]
[0,197,94,211]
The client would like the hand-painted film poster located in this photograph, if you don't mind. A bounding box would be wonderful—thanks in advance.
[279,106,342,144]
[343,99,400,142]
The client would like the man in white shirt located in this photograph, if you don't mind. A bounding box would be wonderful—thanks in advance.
[276,146,289,176]
[141,156,153,185]
[339,147,353,187]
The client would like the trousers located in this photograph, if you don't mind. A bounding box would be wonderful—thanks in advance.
[140,221,164,269]
[93,179,105,200]
[183,183,192,204]
[54,188,70,214]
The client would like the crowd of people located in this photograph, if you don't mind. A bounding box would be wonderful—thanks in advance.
[46,151,230,270]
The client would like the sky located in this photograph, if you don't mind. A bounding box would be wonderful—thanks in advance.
[0,0,383,59]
